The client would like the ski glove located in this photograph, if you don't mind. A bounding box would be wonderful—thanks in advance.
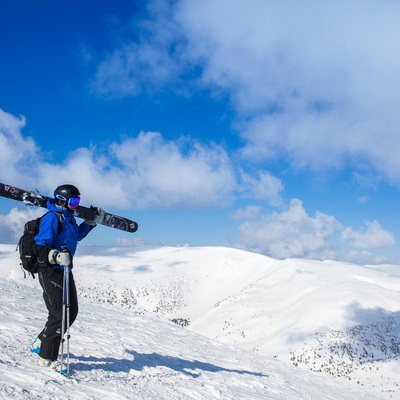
[90,206,104,216]
[84,206,104,226]
[48,249,71,266]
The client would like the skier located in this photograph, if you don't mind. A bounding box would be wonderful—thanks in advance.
[29,184,96,370]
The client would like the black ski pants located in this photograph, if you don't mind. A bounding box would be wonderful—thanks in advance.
[38,266,78,361]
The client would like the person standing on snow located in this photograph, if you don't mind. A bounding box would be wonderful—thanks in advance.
[29,184,97,370]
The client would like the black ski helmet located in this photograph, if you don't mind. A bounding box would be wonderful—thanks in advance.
[54,184,81,208]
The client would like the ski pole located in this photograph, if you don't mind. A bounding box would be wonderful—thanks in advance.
[60,246,71,375]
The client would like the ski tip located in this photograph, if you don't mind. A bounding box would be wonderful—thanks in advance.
[131,223,139,233]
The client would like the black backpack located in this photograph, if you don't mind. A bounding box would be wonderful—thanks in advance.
[17,211,63,278]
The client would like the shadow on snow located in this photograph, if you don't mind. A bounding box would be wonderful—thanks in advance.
[71,349,268,378]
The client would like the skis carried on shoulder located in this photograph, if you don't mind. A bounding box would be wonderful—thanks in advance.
[0,182,138,233]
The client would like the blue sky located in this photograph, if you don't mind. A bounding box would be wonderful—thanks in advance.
[1,0,400,264]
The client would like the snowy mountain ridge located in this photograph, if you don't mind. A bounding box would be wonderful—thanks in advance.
[0,244,399,399]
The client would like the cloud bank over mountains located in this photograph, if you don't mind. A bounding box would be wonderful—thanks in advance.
[0,107,395,263]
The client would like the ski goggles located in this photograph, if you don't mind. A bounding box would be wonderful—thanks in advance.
[68,196,81,208]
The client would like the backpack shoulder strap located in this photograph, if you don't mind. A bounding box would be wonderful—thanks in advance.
[51,211,64,234]
[42,211,63,234]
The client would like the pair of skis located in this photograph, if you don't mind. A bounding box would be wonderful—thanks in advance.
[0,182,138,233]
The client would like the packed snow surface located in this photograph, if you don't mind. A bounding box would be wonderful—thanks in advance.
[0,244,399,399]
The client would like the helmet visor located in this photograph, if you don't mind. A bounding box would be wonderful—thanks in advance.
[68,196,81,208]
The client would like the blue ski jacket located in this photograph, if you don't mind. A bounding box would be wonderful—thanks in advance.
[34,199,93,256]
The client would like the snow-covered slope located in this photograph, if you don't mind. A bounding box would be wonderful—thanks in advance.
[0,277,382,400]
[0,244,399,399]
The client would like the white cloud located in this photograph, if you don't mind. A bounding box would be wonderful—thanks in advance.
[233,199,341,260]
[341,220,396,248]
[174,0,400,178]
[93,1,184,97]
[238,170,283,205]
[232,200,396,262]
[0,109,40,186]
[36,146,129,208]
[343,250,390,265]
[0,109,239,209]
[93,42,182,97]
[37,132,237,209]
[0,207,43,243]
[92,0,400,182]
[108,131,236,208]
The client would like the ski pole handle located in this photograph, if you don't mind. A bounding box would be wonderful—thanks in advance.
[60,245,71,268]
